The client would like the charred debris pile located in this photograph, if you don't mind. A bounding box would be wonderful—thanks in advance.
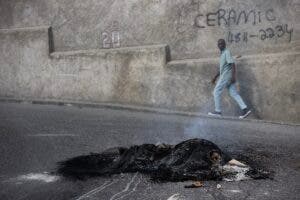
[57,138,272,182]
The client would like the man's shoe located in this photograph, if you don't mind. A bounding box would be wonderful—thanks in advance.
[239,108,251,119]
[208,111,222,117]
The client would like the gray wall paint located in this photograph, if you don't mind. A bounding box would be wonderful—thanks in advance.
[1,0,299,59]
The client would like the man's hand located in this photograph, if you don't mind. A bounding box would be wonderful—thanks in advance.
[211,72,220,85]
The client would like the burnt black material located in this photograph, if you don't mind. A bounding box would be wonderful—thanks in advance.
[57,138,232,181]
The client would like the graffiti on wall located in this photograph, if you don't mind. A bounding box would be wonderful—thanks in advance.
[194,9,277,28]
[193,8,294,43]
[101,21,121,49]
[227,24,293,43]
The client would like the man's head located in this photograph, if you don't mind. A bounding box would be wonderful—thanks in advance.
[217,39,226,51]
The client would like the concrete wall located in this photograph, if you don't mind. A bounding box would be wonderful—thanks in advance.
[0,0,299,123]
[0,27,299,123]
[0,0,299,59]
[167,54,300,123]
[0,27,168,103]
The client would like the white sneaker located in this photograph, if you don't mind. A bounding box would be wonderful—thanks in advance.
[239,108,251,119]
[208,111,222,117]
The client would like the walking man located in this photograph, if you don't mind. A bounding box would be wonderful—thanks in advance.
[208,39,251,119]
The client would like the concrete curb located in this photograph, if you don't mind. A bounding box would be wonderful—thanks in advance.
[0,98,299,127]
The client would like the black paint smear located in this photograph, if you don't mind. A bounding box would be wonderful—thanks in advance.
[56,138,272,182]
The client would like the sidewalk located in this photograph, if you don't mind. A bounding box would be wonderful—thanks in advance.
[1,98,298,126]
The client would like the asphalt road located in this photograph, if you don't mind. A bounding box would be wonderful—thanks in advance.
[0,102,299,200]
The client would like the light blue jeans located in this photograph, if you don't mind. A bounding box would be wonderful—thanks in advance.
[213,75,247,112]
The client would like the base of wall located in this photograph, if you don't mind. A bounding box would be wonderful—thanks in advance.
[0,97,299,127]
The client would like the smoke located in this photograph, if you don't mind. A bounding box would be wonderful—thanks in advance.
[184,118,209,138]
[183,97,214,140]
[8,172,60,183]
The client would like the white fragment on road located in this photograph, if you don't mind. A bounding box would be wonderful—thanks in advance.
[15,172,59,183]
[222,164,251,182]
[167,193,185,200]
[228,189,242,193]
[228,159,247,167]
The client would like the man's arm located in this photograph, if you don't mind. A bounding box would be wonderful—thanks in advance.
[211,72,220,84]
[231,63,236,84]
